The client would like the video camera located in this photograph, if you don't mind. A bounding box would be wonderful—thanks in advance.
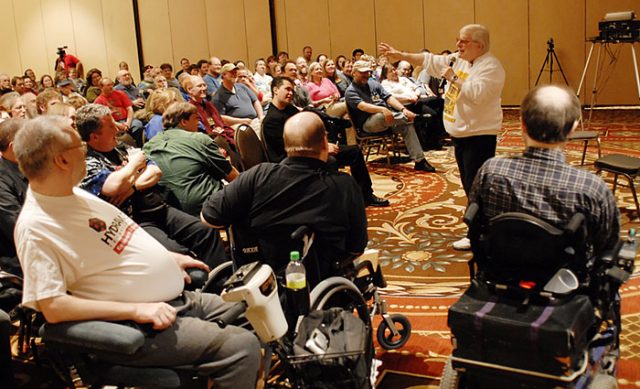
[57,46,68,58]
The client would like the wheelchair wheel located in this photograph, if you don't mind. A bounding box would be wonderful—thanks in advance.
[376,313,411,350]
[439,359,461,389]
[309,277,370,325]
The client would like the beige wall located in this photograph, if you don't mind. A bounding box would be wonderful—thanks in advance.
[0,0,139,82]
[1,0,638,105]
[137,0,272,74]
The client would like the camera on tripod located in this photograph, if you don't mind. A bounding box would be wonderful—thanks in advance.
[546,38,554,51]
[57,46,68,57]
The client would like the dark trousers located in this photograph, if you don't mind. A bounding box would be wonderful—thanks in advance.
[408,96,445,149]
[328,145,374,198]
[137,206,228,269]
[453,135,497,196]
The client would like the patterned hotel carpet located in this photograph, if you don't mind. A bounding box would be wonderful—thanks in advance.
[372,109,640,388]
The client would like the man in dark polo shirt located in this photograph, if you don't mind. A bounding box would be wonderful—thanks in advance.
[212,63,263,129]
[201,111,368,282]
[263,77,388,207]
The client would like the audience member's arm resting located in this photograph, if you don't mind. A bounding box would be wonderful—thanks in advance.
[38,294,178,330]
[125,106,134,128]
[356,101,389,115]
[200,212,225,229]
[101,154,146,197]
[221,115,252,126]
[253,100,264,120]
[171,252,210,285]
[134,164,162,190]
[225,167,239,182]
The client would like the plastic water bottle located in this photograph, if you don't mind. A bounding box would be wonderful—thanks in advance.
[619,228,637,262]
[285,251,310,318]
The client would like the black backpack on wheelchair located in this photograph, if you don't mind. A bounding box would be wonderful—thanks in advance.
[442,203,634,389]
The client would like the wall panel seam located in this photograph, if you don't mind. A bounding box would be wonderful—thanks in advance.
[167,0,176,65]
[242,0,250,62]
[11,0,23,72]
[99,0,110,73]
[39,0,49,72]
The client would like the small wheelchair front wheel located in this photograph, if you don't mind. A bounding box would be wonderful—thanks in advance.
[376,313,411,350]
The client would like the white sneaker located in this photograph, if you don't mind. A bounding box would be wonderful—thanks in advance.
[452,237,471,251]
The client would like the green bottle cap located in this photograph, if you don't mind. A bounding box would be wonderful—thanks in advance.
[290,251,300,261]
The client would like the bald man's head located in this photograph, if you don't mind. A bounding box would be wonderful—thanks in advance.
[521,85,580,144]
[284,111,327,160]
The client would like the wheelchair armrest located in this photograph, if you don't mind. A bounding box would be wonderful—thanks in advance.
[40,320,146,356]
[565,213,585,235]
[463,203,479,226]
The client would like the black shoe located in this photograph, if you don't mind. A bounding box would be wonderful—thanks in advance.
[414,159,436,172]
[422,142,443,151]
[365,195,390,207]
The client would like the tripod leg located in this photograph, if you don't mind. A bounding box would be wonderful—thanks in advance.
[549,50,554,84]
[577,42,595,97]
[588,44,604,124]
[535,52,551,86]
[551,50,570,86]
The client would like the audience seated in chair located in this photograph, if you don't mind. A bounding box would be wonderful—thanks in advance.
[35,88,63,115]
[468,85,620,260]
[212,63,264,132]
[282,61,313,109]
[304,61,347,118]
[380,63,443,151]
[262,76,388,207]
[345,60,435,172]
[252,58,273,106]
[12,115,260,389]
[204,57,222,98]
[201,111,369,284]
[94,78,144,147]
[114,69,145,111]
[184,75,236,148]
[75,104,228,269]
[143,102,238,216]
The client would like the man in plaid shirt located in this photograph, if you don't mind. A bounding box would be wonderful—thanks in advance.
[469,85,620,258]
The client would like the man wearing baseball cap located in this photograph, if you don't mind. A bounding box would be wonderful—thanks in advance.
[212,63,263,129]
[345,60,435,172]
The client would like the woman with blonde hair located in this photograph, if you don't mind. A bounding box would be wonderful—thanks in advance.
[304,62,346,117]
[143,88,181,140]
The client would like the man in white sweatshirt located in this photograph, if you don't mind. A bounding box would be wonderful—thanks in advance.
[379,24,505,250]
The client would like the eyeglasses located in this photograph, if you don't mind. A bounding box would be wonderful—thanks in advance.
[456,37,475,45]
[61,141,87,154]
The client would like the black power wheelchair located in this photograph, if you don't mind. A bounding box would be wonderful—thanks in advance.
[440,203,635,389]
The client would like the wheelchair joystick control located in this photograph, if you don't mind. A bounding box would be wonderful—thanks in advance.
[221,262,288,342]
